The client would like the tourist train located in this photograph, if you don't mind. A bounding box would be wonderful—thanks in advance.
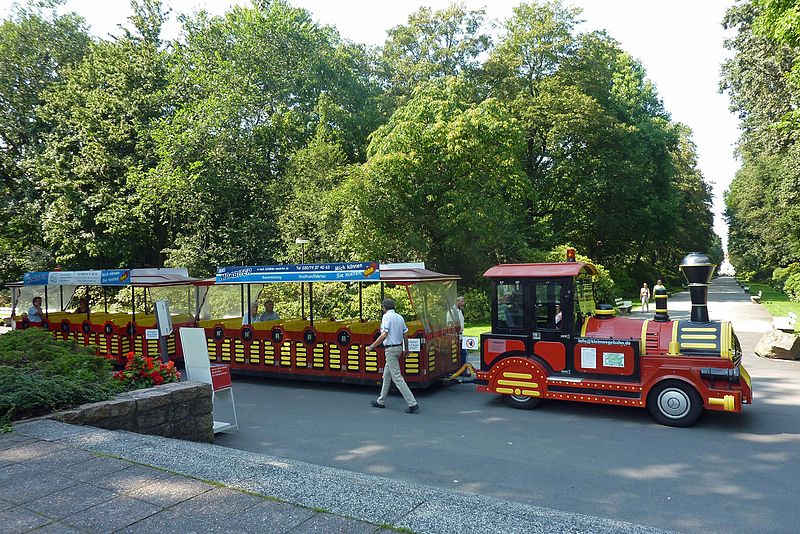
[7,251,751,426]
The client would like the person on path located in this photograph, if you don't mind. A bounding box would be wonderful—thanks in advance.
[368,298,419,413]
[640,283,651,313]
[456,295,469,375]
[653,279,666,293]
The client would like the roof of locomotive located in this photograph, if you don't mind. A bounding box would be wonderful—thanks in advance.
[484,262,598,279]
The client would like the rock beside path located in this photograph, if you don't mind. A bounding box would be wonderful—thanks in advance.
[754,330,800,360]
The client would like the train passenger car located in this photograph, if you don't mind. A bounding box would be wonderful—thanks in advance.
[476,252,752,426]
[8,269,197,362]
[193,262,461,387]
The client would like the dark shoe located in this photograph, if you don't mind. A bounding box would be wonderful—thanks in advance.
[370,400,385,409]
[405,404,419,413]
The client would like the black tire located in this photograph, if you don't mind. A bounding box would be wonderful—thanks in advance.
[647,380,703,427]
[504,394,542,410]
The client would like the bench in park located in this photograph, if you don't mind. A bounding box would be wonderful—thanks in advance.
[773,312,798,333]
[614,297,633,315]
[750,290,763,304]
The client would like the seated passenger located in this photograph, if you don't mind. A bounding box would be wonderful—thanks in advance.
[243,302,259,325]
[259,300,280,322]
[74,298,88,314]
[28,297,44,325]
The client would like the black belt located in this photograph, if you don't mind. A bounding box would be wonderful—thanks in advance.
[383,344,402,348]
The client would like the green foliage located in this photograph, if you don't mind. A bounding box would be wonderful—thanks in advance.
[0,329,121,425]
[0,1,90,282]
[0,0,718,303]
[723,2,800,279]
[461,287,490,323]
[772,263,800,288]
[524,245,616,305]
[783,273,800,302]
[382,3,491,98]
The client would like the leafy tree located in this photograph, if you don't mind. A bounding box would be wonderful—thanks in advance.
[337,77,530,283]
[0,1,90,281]
[150,0,383,274]
[34,0,170,269]
[382,3,491,98]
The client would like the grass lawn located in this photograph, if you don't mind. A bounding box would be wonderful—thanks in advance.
[464,322,490,338]
[747,282,800,332]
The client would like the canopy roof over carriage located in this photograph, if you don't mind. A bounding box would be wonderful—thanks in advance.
[10,268,196,288]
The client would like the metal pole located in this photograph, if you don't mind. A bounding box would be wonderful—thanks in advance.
[300,244,305,319]
[60,286,64,311]
[44,286,49,320]
[86,285,90,320]
[240,285,244,318]
[309,282,314,327]
[247,284,252,323]
[104,287,108,314]
[131,286,136,322]
[358,282,363,322]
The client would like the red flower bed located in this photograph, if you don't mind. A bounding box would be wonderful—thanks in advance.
[113,352,180,390]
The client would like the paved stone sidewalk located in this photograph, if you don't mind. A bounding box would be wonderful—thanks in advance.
[0,431,385,533]
[3,420,669,534]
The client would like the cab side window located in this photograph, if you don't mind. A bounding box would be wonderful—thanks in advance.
[534,282,563,331]
[496,281,523,330]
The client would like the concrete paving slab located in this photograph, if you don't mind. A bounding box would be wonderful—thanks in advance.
[29,521,84,533]
[55,456,133,482]
[61,494,161,533]
[2,472,80,504]
[0,505,53,532]
[22,447,98,471]
[123,475,213,507]
[117,509,216,534]
[91,464,175,493]
[290,512,379,533]
[0,439,66,463]
[0,434,37,451]
[0,462,36,485]
[222,499,316,533]
[26,481,116,519]
[166,486,263,520]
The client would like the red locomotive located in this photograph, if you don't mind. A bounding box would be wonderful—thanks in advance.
[476,252,752,426]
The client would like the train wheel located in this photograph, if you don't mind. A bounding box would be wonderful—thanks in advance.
[504,394,542,410]
[647,380,702,427]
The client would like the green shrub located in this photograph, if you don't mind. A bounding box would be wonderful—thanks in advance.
[773,263,800,290]
[0,329,122,426]
[461,287,490,323]
[784,273,800,302]
[523,245,616,305]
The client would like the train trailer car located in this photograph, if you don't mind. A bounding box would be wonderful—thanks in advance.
[475,252,752,427]
[8,269,198,363]
[193,262,462,388]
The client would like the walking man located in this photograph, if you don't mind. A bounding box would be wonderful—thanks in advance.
[367,298,419,413]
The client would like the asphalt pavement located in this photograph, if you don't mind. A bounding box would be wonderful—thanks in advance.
[212,276,800,534]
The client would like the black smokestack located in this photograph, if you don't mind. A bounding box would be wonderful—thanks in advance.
[679,252,716,323]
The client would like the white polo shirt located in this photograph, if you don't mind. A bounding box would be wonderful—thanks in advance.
[380,309,408,346]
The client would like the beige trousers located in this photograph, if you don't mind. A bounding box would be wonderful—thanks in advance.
[377,346,417,407]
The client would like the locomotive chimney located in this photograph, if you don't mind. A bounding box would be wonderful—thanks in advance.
[679,252,716,323]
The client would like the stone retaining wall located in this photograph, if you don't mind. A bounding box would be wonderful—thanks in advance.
[49,381,214,443]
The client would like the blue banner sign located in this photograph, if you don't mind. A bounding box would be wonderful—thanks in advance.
[216,262,380,284]
[22,269,132,286]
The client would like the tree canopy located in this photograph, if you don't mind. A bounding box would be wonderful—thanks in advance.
[722,0,800,280]
[0,0,721,294]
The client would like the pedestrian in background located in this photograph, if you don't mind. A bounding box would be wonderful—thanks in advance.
[640,282,651,313]
[456,295,470,376]
[367,298,419,413]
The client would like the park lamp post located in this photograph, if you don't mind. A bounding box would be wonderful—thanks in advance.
[295,238,309,319]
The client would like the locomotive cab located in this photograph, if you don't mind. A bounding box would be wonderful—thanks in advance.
[476,253,752,427]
